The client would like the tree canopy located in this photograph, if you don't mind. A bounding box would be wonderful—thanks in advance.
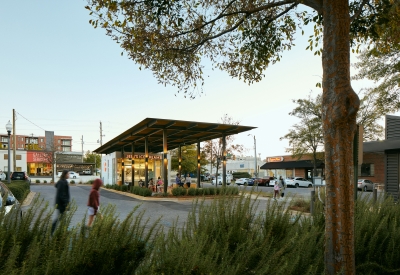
[83,150,101,169]
[86,0,392,96]
[170,144,208,174]
[86,0,397,273]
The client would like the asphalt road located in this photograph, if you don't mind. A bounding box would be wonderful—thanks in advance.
[25,184,377,231]
[27,185,198,230]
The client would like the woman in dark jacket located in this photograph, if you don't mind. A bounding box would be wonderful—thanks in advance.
[51,170,70,234]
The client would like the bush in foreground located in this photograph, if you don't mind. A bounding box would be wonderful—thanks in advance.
[8,180,30,202]
[3,193,400,274]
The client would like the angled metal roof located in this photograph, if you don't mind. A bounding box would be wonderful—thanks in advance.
[94,118,256,154]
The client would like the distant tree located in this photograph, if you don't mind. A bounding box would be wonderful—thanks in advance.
[202,114,244,184]
[280,93,324,179]
[83,150,101,170]
[170,144,208,175]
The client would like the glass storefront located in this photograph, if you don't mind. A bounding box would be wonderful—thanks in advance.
[28,162,52,176]
[117,155,162,185]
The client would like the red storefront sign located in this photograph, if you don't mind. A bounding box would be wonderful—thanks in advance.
[27,151,52,163]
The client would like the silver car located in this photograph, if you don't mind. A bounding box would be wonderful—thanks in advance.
[358,179,374,192]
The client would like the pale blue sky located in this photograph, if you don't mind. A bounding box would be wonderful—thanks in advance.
[0,1,380,158]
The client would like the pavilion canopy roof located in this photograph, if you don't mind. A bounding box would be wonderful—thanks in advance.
[94,118,256,154]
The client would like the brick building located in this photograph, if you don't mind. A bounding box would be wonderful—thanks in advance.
[0,133,72,151]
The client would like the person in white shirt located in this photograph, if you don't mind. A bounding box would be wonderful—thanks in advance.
[185,174,191,188]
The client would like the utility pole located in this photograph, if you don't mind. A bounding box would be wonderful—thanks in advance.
[81,135,84,163]
[100,121,104,146]
[254,136,257,178]
[12,109,16,171]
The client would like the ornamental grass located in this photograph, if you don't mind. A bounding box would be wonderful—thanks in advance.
[1,192,400,274]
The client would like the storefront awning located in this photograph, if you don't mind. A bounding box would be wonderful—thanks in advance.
[260,160,324,169]
[94,118,256,154]
[363,140,400,152]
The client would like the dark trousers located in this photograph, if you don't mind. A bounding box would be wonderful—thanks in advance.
[186,182,190,188]
[51,205,66,234]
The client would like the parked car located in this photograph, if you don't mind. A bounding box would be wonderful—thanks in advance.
[235,178,249,185]
[82,169,92,175]
[254,178,268,186]
[212,176,231,185]
[268,177,278,187]
[0,181,22,216]
[10,171,31,184]
[68,171,80,179]
[247,178,255,186]
[285,177,312,188]
[358,179,374,192]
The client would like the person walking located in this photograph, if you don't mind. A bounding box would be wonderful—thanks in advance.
[273,181,280,200]
[279,176,286,198]
[185,173,191,188]
[51,170,70,234]
[87,178,103,227]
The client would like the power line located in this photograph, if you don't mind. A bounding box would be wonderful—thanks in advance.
[16,111,46,131]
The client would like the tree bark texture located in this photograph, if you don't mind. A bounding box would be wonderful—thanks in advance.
[322,1,359,274]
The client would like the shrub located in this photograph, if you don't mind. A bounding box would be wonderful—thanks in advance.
[121,185,128,192]
[87,180,94,185]
[43,180,47,184]
[232,172,251,179]
[3,193,400,274]
[187,188,197,196]
[8,180,30,202]
[208,188,215,195]
[172,187,187,196]
[35,179,40,183]
[195,188,205,196]
[131,186,152,197]
[289,198,311,213]
[70,180,75,184]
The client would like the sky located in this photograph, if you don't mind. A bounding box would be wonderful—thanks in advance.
[0,1,384,159]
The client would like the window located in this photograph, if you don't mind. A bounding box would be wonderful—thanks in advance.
[16,155,21,160]
[4,154,8,160]
[361,163,374,177]
[62,140,71,146]
[40,138,43,142]
[58,140,61,144]
[16,167,21,172]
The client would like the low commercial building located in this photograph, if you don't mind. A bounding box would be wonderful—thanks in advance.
[261,115,400,200]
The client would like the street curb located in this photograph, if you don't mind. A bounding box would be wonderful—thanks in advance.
[22,191,36,207]
[101,188,232,202]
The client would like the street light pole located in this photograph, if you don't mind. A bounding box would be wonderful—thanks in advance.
[6,121,12,183]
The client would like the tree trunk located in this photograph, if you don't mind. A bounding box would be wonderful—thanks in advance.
[322,1,359,274]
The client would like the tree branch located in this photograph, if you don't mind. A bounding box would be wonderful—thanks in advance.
[350,0,370,22]
[171,2,298,52]
[302,0,323,14]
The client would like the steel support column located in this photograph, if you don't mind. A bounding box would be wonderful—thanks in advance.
[121,146,125,186]
[197,141,201,188]
[145,137,149,188]
[178,144,182,177]
[131,142,135,187]
[163,129,168,193]
[222,135,227,186]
